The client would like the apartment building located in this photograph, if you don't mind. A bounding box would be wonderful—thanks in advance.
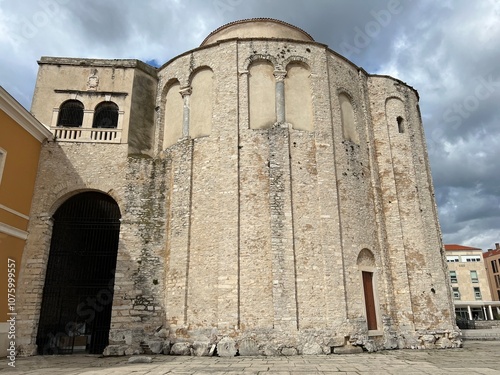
[483,243,500,302]
[445,244,500,320]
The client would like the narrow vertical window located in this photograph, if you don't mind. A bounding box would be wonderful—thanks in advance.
[449,270,458,283]
[57,100,84,127]
[385,98,405,136]
[492,260,498,274]
[474,287,482,300]
[397,116,404,133]
[93,102,119,129]
[362,271,378,330]
[470,270,479,283]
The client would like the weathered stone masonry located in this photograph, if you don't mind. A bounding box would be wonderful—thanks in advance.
[17,19,460,356]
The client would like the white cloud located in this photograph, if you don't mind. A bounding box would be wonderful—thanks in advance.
[0,0,498,251]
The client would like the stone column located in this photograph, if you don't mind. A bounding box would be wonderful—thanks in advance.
[488,305,494,320]
[180,87,192,137]
[467,305,472,320]
[274,70,287,123]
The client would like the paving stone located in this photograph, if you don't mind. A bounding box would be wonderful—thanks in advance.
[127,355,152,363]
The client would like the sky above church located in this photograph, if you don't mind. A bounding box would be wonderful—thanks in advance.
[1,0,499,251]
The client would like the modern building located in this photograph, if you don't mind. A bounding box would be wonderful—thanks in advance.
[0,86,52,355]
[16,18,460,356]
[445,244,499,321]
[483,243,500,303]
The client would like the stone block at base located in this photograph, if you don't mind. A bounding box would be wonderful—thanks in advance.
[333,345,364,354]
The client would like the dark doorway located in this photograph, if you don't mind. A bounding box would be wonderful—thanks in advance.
[36,192,121,355]
[362,271,378,330]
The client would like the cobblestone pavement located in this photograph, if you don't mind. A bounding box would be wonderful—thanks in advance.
[1,341,499,374]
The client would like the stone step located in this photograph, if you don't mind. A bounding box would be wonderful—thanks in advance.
[461,329,500,340]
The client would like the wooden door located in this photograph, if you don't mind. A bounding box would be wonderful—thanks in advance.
[362,271,377,330]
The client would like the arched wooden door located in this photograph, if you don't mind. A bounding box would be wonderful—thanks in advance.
[36,192,120,354]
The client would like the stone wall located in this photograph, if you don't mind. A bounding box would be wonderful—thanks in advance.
[17,24,461,357]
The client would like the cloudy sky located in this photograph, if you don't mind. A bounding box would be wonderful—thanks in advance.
[0,0,499,251]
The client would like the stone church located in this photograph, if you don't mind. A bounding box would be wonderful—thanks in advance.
[17,18,460,356]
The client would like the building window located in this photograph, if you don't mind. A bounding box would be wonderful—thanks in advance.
[495,274,500,289]
[474,287,482,300]
[450,270,458,284]
[452,287,460,300]
[455,307,469,320]
[492,259,499,274]
[0,147,6,185]
[446,256,459,262]
[462,255,481,262]
[397,116,404,133]
[470,270,479,283]
[57,100,84,127]
[92,102,118,129]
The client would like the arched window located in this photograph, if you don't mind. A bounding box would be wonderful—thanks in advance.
[249,60,275,129]
[163,80,183,149]
[385,97,406,135]
[57,100,84,127]
[338,93,359,144]
[285,62,313,131]
[92,102,119,129]
[190,67,214,138]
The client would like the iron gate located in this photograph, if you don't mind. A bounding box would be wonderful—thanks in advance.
[37,192,121,355]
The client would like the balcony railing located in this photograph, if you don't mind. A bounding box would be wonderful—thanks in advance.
[52,127,121,143]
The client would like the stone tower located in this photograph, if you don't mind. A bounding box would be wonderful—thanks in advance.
[17,19,460,356]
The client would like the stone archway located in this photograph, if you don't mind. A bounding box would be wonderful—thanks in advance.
[36,192,121,354]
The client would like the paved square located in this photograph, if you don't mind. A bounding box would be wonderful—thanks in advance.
[2,341,500,374]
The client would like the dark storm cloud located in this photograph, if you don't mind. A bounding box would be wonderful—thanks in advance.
[0,0,499,250]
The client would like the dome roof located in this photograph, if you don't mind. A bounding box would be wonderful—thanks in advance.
[200,18,315,47]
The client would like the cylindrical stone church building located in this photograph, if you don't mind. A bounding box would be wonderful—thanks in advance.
[17,18,460,356]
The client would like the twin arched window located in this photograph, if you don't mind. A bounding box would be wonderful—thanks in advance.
[57,100,118,129]
[248,60,313,131]
[56,100,84,127]
[92,102,119,128]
